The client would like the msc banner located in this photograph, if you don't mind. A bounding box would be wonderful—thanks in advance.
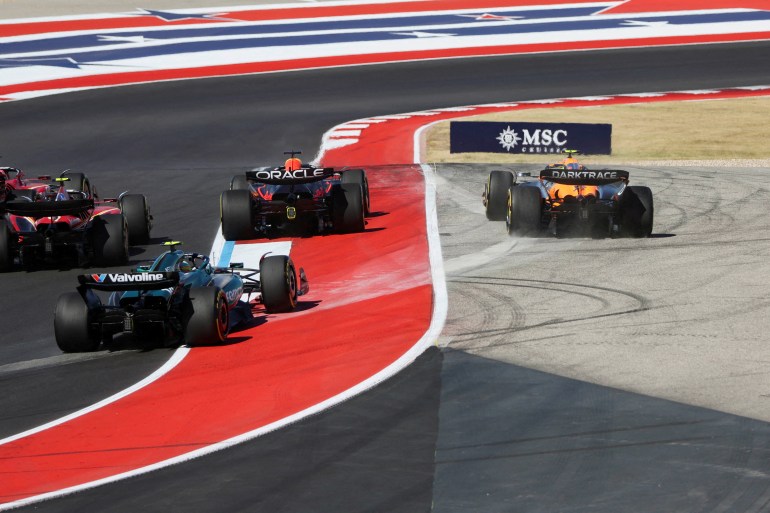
[450,121,612,155]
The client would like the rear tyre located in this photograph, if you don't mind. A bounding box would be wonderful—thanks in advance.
[92,213,128,265]
[620,186,654,237]
[120,194,151,244]
[332,183,365,233]
[60,171,86,193]
[506,186,542,236]
[221,190,253,240]
[342,169,370,215]
[230,175,250,190]
[0,221,13,272]
[260,255,298,313]
[10,189,37,201]
[485,170,514,221]
[54,292,100,352]
[183,287,229,346]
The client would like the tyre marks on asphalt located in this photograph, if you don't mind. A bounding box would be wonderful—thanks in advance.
[431,161,770,512]
[434,162,770,424]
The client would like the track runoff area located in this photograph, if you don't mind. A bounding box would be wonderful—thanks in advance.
[2,0,770,508]
[1,0,769,101]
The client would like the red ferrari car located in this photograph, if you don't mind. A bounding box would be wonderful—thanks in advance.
[0,170,152,271]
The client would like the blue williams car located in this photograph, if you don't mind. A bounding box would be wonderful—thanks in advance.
[53,241,308,352]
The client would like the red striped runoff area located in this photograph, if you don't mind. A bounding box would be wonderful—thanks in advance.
[0,162,437,506]
[0,0,768,101]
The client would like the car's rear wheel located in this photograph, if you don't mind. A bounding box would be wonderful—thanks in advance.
[11,189,37,201]
[332,183,365,233]
[230,175,250,190]
[183,287,229,346]
[485,170,514,221]
[260,255,298,313]
[92,213,129,265]
[620,186,654,237]
[0,221,13,272]
[60,171,86,193]
[221,189,254,240]
[54,292,100,352]
[506,186,542,236]
[120,194,151,244]
[342,169,370,215]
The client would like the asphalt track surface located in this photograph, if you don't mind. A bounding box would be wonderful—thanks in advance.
[1,42,770,511]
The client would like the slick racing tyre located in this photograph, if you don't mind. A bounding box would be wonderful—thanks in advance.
[230,174,250,191]
[0,221,13,272]
[342,168,370,215]
[260,254,298,313]
[92,213,129,266]
[183,287,229,346]
[620,186,654,237]
[54,292,100,352]
[485,170,514,221]
[120,194,151,244]
[11,189,37,201]
[221,189,254,240]
[332,183,365,233]
[59,171,87,193]
[506,186,542,236]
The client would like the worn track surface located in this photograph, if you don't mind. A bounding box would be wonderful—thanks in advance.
[432,162,770,512]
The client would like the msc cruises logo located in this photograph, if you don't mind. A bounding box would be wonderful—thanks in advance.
[496,126,521,151]
[497,126,568,152]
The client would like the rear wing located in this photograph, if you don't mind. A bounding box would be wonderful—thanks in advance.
[245,167,336,185]
[3,198,94,218]
[540,168,629,185]
[78,271,179,291]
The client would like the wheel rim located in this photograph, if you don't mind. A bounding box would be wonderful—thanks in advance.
[288,267,297,297]
[505,191,513,232]
[216,295,228,340]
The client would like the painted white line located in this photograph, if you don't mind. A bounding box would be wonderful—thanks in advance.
[330,129,363,137]
[231,240,292,265]
[370,114,413,120]
[0,347,190,448]
[679,89,721,95]
[565,95,613,101]
[436,106,476,112]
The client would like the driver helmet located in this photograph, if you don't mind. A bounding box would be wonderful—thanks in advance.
[179,260,193,272]
[561,154,583,170]
[564,161,582,170]
[285,158,302,171]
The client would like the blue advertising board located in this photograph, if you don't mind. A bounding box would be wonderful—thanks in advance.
[450,121,612,155]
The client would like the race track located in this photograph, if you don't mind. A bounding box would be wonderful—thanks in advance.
[1,41,770,511]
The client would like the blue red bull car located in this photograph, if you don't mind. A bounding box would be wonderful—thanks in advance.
[482,150,653,237]
[54,241,309,352]
[220,151,370,240]
[0,170,152,271]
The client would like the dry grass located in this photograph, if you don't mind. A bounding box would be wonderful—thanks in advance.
[424,97,770,165]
